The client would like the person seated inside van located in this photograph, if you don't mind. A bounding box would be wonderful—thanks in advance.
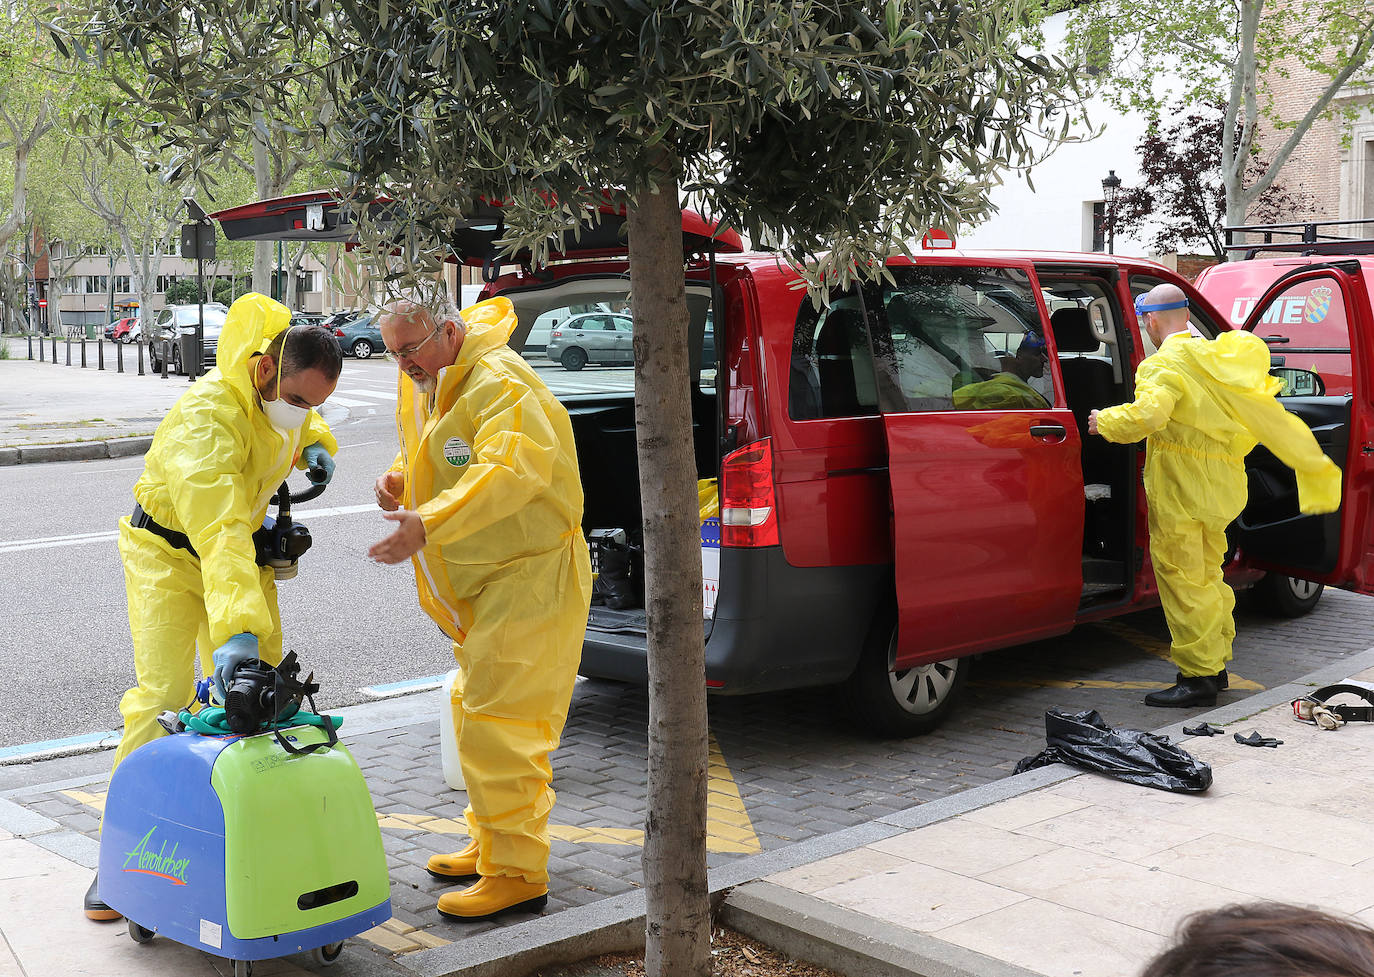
[952,332,1051,409]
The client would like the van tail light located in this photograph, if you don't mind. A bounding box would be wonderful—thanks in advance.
[551,329,562,339]
[720,438,779,547]
[333,328,345,337]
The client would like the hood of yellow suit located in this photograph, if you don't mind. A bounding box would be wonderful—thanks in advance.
[219,292,294,385]
[446,297,518,384]
[1172,329,1283,398]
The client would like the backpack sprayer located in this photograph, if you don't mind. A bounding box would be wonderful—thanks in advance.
[102,470,392,975]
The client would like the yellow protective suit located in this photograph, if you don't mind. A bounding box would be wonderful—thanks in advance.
[1096,330,1341,677]
[112,294,336,769]
[952,372,1051,410]
[388,296,591,884]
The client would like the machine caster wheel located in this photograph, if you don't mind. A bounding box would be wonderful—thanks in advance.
[127,920,155,944]
[233,960,254,977]
[311,942,344,965]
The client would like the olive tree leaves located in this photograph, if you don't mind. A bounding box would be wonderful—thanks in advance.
[53,0,1085,297]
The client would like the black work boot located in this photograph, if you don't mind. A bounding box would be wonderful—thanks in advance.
[84,871,121,921]
[1145,673,1221,708]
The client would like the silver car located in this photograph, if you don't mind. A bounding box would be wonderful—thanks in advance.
[148,304,229,375]
[545,312,633,371]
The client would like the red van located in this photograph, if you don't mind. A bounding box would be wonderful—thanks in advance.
[213,196,1374,736]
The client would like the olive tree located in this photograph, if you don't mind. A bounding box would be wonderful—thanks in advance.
[58,3,1082,972]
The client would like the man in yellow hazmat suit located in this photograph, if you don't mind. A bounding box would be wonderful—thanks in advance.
[85,294,341,921]
[369,294,591,922]
[1090,283,1340,707]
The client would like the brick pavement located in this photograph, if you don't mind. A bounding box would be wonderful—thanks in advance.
[8,587,1374,967]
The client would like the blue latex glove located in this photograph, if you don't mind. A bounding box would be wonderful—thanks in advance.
[301,442,335,486]
[211,633,259,703]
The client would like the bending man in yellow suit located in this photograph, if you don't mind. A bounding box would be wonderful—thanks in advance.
[1090,283,1340,708]
[87,294,341,921]
[369,294,591,922]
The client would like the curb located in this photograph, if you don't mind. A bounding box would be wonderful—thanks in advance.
[0,436,153,466]
[715,643,1374,977]
[719,883,1039,977]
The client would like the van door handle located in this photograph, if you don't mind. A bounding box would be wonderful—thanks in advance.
[1030,424,1067,439]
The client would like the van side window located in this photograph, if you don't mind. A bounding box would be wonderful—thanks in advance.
[789,299,880,420]
[878,267,1048,412]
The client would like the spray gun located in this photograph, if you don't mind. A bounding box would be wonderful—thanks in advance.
[253,460,329,580]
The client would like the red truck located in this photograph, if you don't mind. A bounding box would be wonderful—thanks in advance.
[213,196,1374,736]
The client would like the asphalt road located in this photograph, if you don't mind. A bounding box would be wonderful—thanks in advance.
[0,355,631,748]
[4,351,1374,768]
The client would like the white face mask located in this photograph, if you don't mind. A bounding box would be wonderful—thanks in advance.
[258,339,311,432]
[262,396,309,431]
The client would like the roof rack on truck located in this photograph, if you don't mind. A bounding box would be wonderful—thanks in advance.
[1225,219,1374,258]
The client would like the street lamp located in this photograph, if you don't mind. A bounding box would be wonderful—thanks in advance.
[1101,169,1122,255]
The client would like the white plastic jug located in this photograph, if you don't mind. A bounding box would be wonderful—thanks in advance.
[439,669,466,791]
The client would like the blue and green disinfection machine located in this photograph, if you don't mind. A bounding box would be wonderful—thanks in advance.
[99,717,392,971]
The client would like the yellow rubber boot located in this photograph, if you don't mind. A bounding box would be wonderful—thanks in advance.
[436,876,548,922]
[426,839,480,883]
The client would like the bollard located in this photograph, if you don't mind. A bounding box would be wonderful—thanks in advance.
[116,338,124,373]
[80,334,87,368]
[30,333,36,361]
[97,335,105,371]
[51,335,57,363]
[136,338,145,377]
[160,340,169,379]
[65,333,71,366]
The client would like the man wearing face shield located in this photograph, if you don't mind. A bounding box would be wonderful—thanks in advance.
[84,293,341,922]
[1089,283,1340,708]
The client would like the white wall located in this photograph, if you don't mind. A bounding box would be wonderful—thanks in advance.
[956,12,1168,258]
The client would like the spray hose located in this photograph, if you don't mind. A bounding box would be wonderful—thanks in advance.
[178,706,342,756]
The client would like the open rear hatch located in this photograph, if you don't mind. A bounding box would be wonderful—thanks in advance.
[209,191,743,269]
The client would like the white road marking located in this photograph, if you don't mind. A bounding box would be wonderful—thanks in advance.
[1,504,381,554]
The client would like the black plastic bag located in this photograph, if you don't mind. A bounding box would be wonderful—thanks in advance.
[1015,709,1212,793]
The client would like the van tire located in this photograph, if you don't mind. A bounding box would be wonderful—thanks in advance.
[352,338,374,359]
[1248,573,1324,618]
[842,604,970,738]
[561,347,588,371]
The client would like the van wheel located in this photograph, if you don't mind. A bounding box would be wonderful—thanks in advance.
[842,605,969,737]
[352,339,374,359]
[1249,573,1324,618]
[561,347,588,371]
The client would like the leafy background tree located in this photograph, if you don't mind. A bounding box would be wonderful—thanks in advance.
[0,0,63,331]
[1054,0,1374,237]
[58,2,1085,972]
[1111,99,1313,260]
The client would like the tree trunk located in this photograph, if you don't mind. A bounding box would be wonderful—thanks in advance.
[629,169,711,977]
[252,110,274,296]
[284,242,307,309]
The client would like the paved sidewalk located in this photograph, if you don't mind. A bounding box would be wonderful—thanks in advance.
[0,340,181,463]
[721,649,1374,977]
[3,650,1374,977]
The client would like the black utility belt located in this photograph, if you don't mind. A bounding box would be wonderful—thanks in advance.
[131,504,199,559]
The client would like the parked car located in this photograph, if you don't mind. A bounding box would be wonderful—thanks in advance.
[148,304,229,374]
[334,313,384,358]
[107,317,141,343]
[322,310,360,330]
[215,195,1374,737]
[290,312,328,328]
[546,312,634,370]
[520,309,561,358]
